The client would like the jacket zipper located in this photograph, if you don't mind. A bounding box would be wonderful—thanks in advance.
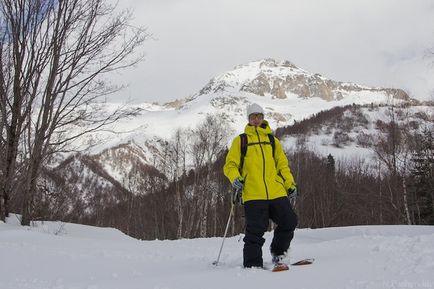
[256,127,269,200]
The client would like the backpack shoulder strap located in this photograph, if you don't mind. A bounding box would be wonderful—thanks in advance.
[239,133,248,173]
[268,134,275,157]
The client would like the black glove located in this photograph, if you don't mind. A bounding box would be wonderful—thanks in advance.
[288,186,298,206]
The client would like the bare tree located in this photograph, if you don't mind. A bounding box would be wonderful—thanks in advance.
[408,126,434,224]
[190,114,232,237]
[373,105,414,224]
[0,0,149,224]
[168,128,189,238]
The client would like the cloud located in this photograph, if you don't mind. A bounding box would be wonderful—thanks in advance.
[111,0,434,103]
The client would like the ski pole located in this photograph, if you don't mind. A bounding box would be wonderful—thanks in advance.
[212,202,235,266]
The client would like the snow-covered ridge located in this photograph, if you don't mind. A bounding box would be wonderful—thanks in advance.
[196,58,409,101]
[1,216,434,289]
[201,59,307,93]
[70,58,412,155]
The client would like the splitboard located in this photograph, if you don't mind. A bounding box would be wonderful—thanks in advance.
[291,258,315,266]
[271,258,315,272]
[271,263,289,272]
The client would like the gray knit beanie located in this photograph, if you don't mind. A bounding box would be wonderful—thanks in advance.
[246,103,264,120]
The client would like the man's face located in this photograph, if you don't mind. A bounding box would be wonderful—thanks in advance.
[248,113,264,127]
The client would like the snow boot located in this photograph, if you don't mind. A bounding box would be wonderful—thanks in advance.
[271,254,289,272]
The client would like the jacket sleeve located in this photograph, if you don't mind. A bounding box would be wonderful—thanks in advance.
[274,137,296,190]
[223,136,242,183]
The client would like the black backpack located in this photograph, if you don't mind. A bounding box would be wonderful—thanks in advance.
[239,133,275,174]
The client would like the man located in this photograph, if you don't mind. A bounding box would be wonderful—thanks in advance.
[223,103,298,269]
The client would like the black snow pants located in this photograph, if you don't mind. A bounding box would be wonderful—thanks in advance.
[243,196,298,268]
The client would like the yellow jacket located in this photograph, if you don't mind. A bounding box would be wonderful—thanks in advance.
[223,121,296,202]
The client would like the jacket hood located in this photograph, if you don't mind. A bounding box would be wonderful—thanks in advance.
[244,120,273,136]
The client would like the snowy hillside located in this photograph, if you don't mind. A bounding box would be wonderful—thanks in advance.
[280,104,434,161]
[1,216,434,289]
[74,58,411,155]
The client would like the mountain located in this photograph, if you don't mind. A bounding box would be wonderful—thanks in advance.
[196,58,408,101]
[169,58,410,134]
[74,58,411,153]
[55,57,418,178]
[38,58,425,219]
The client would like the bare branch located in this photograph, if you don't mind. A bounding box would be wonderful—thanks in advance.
[0,0,149,223]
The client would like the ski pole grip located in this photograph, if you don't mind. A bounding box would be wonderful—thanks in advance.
[232,187,242,205]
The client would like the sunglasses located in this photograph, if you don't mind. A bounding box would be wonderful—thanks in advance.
[249,113,264,120]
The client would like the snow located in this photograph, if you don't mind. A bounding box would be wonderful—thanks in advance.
[213,59,309,87]
[1,215,434,289]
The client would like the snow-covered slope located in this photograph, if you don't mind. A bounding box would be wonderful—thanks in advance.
[1,217,434,289]
[74,58,411,155]
[280,104,434,162]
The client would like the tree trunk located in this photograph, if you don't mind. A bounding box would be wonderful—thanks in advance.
[21,151,43,226]
[402,177,412,225]
[176,181,183,239]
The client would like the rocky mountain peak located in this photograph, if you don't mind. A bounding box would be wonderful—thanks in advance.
[197,58,409,102]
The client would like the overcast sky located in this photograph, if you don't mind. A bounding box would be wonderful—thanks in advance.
[111,0,434,104]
